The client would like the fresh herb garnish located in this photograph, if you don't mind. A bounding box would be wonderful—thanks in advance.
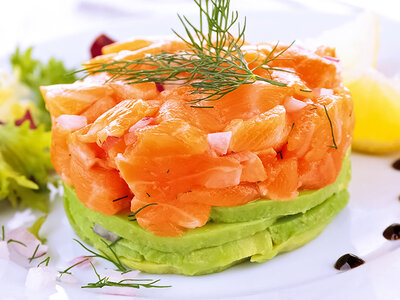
[1,226,27,246]
[128,203,158,221]
[82,0,292,106]
[74,239,128,273]
[7,239,27,247]
[28,244,45,263]
[323,105,338,150]
[82,262,170,290]
[300,88,312,92]
[58,258,89,278]
[37,256,50,267]
[112,195,129,202]
[108,237,122,248]
[289,122,295,134]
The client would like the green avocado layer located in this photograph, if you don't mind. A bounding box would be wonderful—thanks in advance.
[63,154,351,276]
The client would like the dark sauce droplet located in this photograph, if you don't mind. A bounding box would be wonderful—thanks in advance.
[392,158,400,171]
[334,253,365,271]
[383,223,400,241]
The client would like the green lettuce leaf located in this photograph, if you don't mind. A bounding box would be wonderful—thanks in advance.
[28,216,47,243]
[0,122,52,212]
[10,47,77,128]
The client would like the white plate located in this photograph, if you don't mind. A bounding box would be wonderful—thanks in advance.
[1,3,400,300]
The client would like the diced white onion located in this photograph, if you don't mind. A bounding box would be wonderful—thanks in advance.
[25,266,57,290]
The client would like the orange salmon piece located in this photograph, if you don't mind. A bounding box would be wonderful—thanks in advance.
[81,95,117,124]
[133,118,208,156]
[226,105,289,152]
[299,153,337,190]
[257,155,299,200]
[41,83,113,117]
[131,198,211,237]
[50,115,88,185]
[229,151,267,182]
[117,153,242,195]
[86,39,188,66]
[108,82,160,102]
[268,46,339,89]
[102,39,154,55]
[78,99,160,145]
[156,99,225,132]
[285,107,317,158]
[69,136,131,215]
[177,183,260,207]
[212,81,291,123]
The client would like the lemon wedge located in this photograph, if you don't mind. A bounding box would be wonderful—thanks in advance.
[345,68,400,153]
[307,12,380,77]
[307,12,400,153]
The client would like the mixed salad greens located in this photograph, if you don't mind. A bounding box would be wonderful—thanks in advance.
[0,47,76,212]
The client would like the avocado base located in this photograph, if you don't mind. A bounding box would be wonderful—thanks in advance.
[63,156,351,276]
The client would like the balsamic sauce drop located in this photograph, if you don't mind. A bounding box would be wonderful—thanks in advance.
[392,158,400,171]
[334,253,365,271]
[383,224,400,241]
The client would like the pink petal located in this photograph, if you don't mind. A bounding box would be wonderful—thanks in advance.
[55,115,87,131]
[68,256,93,269]
[283,97,307,113]
[207,131,232,156]
[8,227,47,259]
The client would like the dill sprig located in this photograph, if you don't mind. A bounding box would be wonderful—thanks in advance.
[82,0,292,106]
[2,225,27,247]
[7,239,27,247]
[37,256,50,267]
[323,105,338,150]
[74,238,129,273]
[28,244,45,263]
[82,262,170,290]
[58,257,89,278]
[112,195,129,202]
[128,203,158,221]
